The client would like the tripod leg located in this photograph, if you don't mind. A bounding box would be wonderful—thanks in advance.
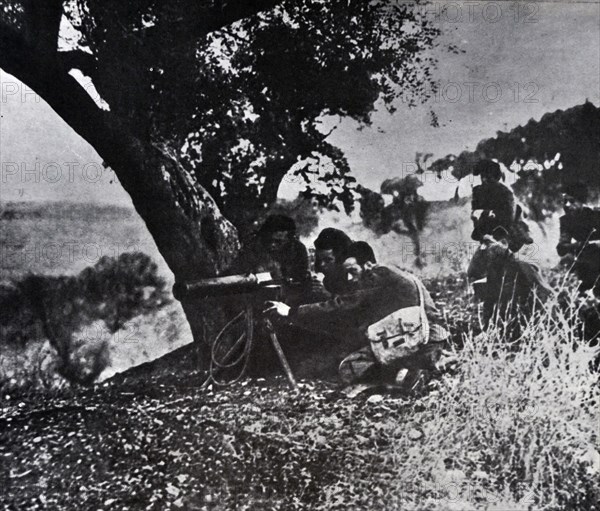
[263,319,299,390]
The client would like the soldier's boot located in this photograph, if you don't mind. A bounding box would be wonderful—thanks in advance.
[395,368,425,393]
[338,346,379,386]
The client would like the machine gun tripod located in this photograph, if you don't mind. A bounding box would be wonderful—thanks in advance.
[173,273,299,390]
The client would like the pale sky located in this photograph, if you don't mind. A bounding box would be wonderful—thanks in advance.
[1,1,599,206]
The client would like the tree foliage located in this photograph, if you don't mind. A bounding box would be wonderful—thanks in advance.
[65,0,441,234]
[1,0,444,350]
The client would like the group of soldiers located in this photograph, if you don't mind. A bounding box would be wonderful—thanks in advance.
[468,160,600,297]
[556,182,600,297]
[232,218,448,390]
[226,160,600,391]
[468,160,600,343]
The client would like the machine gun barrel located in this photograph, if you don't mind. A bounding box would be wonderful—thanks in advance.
[173,272,274,300]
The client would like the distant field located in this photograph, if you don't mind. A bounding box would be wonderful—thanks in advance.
[0,201,172,281]
[0,199,560,281]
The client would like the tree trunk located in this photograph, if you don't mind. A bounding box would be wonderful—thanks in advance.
[0,35,241,367]
[129,148,241,370]
[0,0,298,372]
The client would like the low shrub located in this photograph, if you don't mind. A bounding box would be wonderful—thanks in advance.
[0,252,169,390]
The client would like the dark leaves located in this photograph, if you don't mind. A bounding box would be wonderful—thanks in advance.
[66,0,442,235]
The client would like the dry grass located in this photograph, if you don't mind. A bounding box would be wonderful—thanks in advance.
[377,284,600,510]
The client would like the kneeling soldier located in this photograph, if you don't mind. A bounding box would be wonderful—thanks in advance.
[556,183,600,297]
[265,241,450,390]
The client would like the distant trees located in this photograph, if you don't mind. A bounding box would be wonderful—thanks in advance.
[356,173,429,267]
[356,166,430,237]
[429,102,600,222]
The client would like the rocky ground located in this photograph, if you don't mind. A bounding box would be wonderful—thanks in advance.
[1,375,435,510]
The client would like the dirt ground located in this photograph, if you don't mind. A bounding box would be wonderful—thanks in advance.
[1,375,425,510]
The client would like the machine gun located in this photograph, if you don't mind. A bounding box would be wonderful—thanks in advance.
[173,272,298,390]
[173,272,282,301]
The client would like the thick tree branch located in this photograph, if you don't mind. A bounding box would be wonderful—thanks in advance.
[0,26,135,171]
[137,0,281,42]
[58,50,97,76]
[207,0,281,33]
[0,27,239,279]
[22,0,63,53]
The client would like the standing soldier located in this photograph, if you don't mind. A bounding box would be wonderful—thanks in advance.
[556,183,600,297]
[471,160,533,252]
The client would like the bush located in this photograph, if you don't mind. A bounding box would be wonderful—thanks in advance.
[77,252,169,332]
[0,252,170,389]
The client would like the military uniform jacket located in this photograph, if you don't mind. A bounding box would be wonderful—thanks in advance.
[288,265,442,341]
[233,237,310,283]
[471,181,518,244]
[471,181,516,227]
[556,207,600,257]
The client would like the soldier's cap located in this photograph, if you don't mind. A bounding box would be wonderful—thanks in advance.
[258,214,296,235]
[473,160,503,181]
[343,241,377,266]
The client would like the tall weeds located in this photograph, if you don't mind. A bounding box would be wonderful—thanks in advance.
[405,284,599,510]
